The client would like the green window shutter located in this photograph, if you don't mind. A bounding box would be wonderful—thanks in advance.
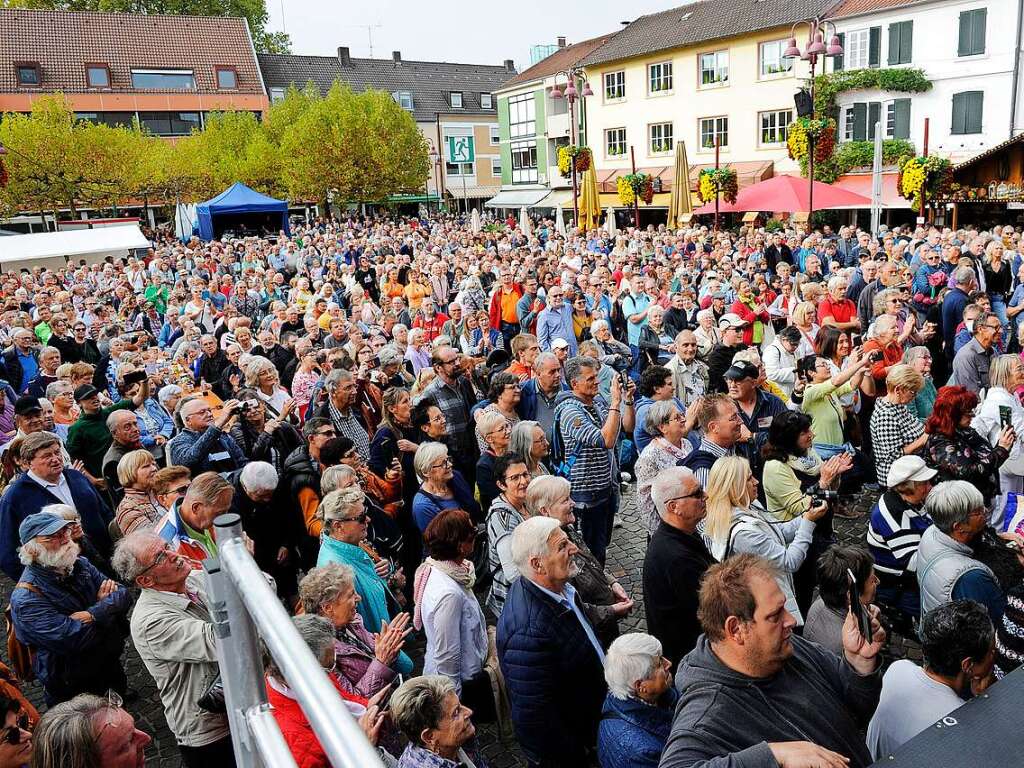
[972,9,986,55]
[852,103,867,141]
[868,26,881,67]
[951,92,967,134]
[833,32,844,71]
[958,11,971,56]
[900,21,913,63]
[867,102,881,140]
[888,23,901,65]
[967,91,984,134]
[893,98,911,139]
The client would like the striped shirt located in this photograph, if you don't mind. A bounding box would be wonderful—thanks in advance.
[555,395,615,500]
[866,491,932,579]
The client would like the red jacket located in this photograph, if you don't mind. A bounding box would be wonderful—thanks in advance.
[266,676,367,768]
[412,312,449,343]
[730,298,770,346]
[488,283,524,330]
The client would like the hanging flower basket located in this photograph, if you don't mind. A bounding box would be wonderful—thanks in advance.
[618,172,653,206]
[787,117,836,163]
[897,155,952,209]
[696,167,738,204]
[557,145,592,178]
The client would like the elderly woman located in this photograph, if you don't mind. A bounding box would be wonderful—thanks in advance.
[475,410,512,515]
[413,442,480,532]
[242,356,290,415]
[315,487,414,677]
[230,387,302,473]
[863,314,906,391]
[509,420,550,477]
[526,475,632,645]
[692,308,719,360]
[869,364,928,487]
[925,385,1015,515]
[903,346,936,422]
[390,675,486,768]
[635,400,692,535]
[405,328,432,375]
[791,301,820,359]
[974,354,1024,524]
[115,448,162,536]
[597,633,677,768]
[474,372,521,453]
[638,305,674,372]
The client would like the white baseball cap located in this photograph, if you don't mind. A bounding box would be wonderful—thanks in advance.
[886,456,937,487]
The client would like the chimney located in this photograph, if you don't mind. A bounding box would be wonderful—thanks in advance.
[504,58,515,73]
[557,36,566,48]
[392,51,402,64]
[337,46,351,66]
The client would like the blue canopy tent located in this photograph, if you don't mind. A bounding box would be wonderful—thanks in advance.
[194,182,290,241]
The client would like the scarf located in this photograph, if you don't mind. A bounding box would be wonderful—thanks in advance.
[412,557,476,631]
[739,295,764,344]
[786,450,823,478]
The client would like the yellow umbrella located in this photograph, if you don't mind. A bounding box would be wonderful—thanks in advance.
[668,140,693,228]
[578,165,602,232]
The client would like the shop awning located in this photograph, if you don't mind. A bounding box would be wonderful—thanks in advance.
[484,188,550,208]
[534,189,574,209]
[832,172,910,209]
[449,184,500,200]
[387,193,442,204]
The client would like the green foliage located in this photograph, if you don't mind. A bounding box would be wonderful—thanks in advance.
[764,218,785,233]
[806,138,917,182]
[813,68,931,114]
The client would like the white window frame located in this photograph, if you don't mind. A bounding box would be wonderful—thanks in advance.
[270,87,285,103]
[699,116,729,150]
[758,109,793,146]
[648,61,673,94]
[605,127,627,157]
[489,125,500,145]
[604,70,625,101]
[840,100,900,141]
[759,40,794,79]
[508,93,536,139]
[491,156,502,175]
[450,91,463,109]
[510,140,538,184]
[481,93,493,109]
[649,122,673,155]
[845,29,870,69]
[445,160,474,177]
[699,50,729,87]
[392,91,413,110]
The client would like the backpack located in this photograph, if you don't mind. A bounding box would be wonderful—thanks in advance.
[5,582,41,682]
[550,402,581,480]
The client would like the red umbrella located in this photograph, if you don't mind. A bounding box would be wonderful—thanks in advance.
[693,174,871,214]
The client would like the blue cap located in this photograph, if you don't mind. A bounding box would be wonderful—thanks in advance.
[19,513,72,546]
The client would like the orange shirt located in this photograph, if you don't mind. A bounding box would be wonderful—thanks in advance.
[500,288,519,323]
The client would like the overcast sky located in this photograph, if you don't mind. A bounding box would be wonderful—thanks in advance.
[267,0,680,68]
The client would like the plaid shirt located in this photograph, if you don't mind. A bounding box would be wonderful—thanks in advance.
[869,399,924,486]
[420,375,476,460]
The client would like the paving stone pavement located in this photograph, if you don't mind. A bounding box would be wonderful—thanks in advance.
[0,484,919,768]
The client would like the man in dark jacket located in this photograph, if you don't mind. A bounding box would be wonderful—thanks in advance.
[706,314,748,393]
[643,466,715,669]
[3,328,39,393]
[282,417,336,566]
[660,554,885,768]
[942,266,977,362]
[497,516,607,768]
[197,334,230,387]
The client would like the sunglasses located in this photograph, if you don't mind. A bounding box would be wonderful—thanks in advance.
[336,513,369,524]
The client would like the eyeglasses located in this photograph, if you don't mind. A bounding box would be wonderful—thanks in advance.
[335,513,369,524]
[314,429,337,438]
[983,323,1003,332]
[97,689,123,740]
[430,457,453,471]
[667,488,706,503]
[134,547,174,579]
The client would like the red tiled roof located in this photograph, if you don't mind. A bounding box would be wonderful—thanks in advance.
[500,34,615,89]
[0,8,264,94]
[828,0,923,19]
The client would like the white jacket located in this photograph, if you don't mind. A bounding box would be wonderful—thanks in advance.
[764,338,798,398]
[972,386,1024,476]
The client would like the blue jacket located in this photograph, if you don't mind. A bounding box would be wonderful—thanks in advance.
[11,558,130,702]
[136,398,175,448]
[516,378,567,423]
[0,469,113,581]
[412,470,480,532]
[942,287,971,359]
[167,425,247,475]
[497,577,606,767]
[597,689,679,768]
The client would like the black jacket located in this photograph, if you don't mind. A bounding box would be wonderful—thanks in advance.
[228,470,300,599]
[230,420,303,476]
[198,350,230,386]
[707,342,748,393]
[643,521,715,669]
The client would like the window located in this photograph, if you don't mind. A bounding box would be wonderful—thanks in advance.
[215,67,238,89]
[270,87,285,103]
[392,91,413,110]
[15,63,40,86]
[842,99,911,141]
[76,111,134,128]
[510,140,538,183]
[550,93,568,115]
[759,40,794,78]
[888,21,913,65]
[699,51,729,86]
[445,161,473,176]
[887,99,911,139]
[699,116,728,149]
[605,127,627,157]
[649,61,673,93]
[481,93,493,109]
[489,125,500,145]
[759,109,793,145]
[131,69,196,89]
[508,93,536,138]
[604,70,625,100]
[845,29,870,69]
[450,92,463,109]
[138,111,201,136]
[958,9,987,56]
[85,64,110,88]
[952,91,984,134]
[491,157,502,175]
[649,122,673,154]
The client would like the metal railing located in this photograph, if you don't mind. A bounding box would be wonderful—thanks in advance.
[204,513,384,768]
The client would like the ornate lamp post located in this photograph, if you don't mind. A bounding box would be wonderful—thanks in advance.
[551,66,593,227]
[783,18,842,232]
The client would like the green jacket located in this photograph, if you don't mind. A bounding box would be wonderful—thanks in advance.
[66,398,134,476]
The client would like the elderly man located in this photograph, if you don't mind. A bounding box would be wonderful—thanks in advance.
[867,456,937,618]
[942,266,978,361]
[66,378,149,480]
[197,334,230,387]
[643,466,714,669]
[32,693,151,768]
[312,368,372,460]
[412,297,449,343]
[2,328,38,393]
[101,410,145,504]
[665,330,708,409]
[536,284,577,355]
[820,275,860,334]
[497,516,607,768]
[113,530,234,767]
[0,432,114,580]
[857,260,900,332]
[918,480,1006,623]
[661,554,884,768]
[229,461,298,600]
[517,350,564,438]
[419,345,479,482]
[679,394,745,489]
[167,396,246,475]
[488,266,523,351]
[10,511,131,705]
[153,471,234,561]
[707,314,748,393]
[22,345,61,399]
[951,309,1000,393]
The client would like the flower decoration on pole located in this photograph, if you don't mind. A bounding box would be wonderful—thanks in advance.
[696,167,738,205]
[617,172,654,206]
[787,117,836,166]
[897,155,952,210]
[557,145,592,178]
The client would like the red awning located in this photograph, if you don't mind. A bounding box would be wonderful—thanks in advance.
[692,174,871,214]
[832,172,911,209]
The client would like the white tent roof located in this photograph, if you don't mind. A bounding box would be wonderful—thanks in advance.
[0,225,150,269]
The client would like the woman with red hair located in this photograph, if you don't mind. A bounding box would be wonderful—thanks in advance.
[924,385,1015,507]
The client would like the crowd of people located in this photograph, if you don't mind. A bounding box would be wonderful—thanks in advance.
[0,213,1022,768]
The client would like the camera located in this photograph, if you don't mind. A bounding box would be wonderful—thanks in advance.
[810,488,838,507]
[868,350,883,363]
[239,399,260,415]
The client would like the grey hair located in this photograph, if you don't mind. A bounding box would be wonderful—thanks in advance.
[564,355,599,387]
[390,675,458,747]
[645,399,680,436]
[240,461,278,494]
[902,346,931,366]
[321,464,357,495]
[157,384,183,405]
[298,562,356,615]
[524,474,570,516]
[651,466,697,516]
[243,356,277,388]
[826,274,847,293]
[317,487,365,523]
[604,633,664,700]
[872,288,902,317]
[591,319,610,336]
[111,530,165,584]
[31,693,114,768]
[953,266,977,288]
[509,421,543,468]
[265,615,336,681]
[924,480,985,534]
[106,409,136,431]
[533,350,559,370]
[414,441,449,481]
[325,367,354,392]
[510,515,562,574]
[989,354,1021,390]
[477,410,508,440]
[40,503,76,520]
[45,380,72,400]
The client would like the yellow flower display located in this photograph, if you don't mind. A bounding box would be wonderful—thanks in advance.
[557,146,572,176]
[698,173,716,204]
[617,176,635,206]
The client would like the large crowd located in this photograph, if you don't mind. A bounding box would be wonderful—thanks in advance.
[0,213,1022,768]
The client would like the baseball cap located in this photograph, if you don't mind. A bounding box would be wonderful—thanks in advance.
[723,361,760,381]
[552,338,570,350]
[718,313,748,330]
[886,455,937,487]
[73,384,99,402]
[19,512,73,545]
[13,396,42,416]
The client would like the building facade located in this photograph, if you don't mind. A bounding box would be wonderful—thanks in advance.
[258,49,513,209]
[0,8,268,136]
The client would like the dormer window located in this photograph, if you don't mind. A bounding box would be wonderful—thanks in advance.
[86,64,110,88]
[15,63,40,86]
[481,93,493,109]
[450,91,463,109]
[392,91,413,110]
[215,66,238,89]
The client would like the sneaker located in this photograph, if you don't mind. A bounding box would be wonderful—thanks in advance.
[613,515,623,528]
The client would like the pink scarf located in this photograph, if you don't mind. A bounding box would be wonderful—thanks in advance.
[412,557,476,631]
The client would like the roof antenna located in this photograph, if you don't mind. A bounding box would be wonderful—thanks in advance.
[345,23,384,57]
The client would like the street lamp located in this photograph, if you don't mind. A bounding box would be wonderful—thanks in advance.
[552,66,594,228]
[428,147,444,212]
[783,18,842,233]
